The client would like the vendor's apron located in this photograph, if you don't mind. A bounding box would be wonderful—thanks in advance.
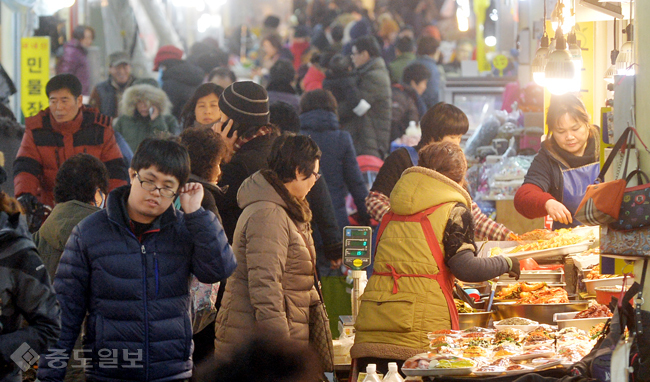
[557,162,600,229]
[372,204,460,330]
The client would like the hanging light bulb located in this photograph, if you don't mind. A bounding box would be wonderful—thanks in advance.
[532,32,550,86]
[544,27,579,95]
[616,23,634,75]
[551,0,575,35]
[567,29,582,85]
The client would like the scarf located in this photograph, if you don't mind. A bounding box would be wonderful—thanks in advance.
[233,125,275,152]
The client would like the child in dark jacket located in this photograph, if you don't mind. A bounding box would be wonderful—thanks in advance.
[38,138,236,382]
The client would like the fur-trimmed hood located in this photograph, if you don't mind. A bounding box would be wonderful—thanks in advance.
[119,84,172,117]
[390,166,472,216]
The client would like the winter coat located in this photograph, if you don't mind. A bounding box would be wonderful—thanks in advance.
[214,170,320,356]
[388,52,416,83]
[33,200,100,279]
[266,81,301,113]
[0,211,60,382]
[13,106,129,207]
[351,167,472,361]
[0,117,24,197]
[299,109,370,229]
[410,56,440,109]
[56,40,91,96]
[302,66,325,92]
[515,129,600,223]
[214,131,342,261]
[322,71,363,125]
[89,76,136,118]
[161,60,206,120]
[390,83,420,142]
[114,84,179,152]
[353,57,392,159]
[37,185,236,382]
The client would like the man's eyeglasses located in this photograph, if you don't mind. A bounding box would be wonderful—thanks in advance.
[136,173,177,198]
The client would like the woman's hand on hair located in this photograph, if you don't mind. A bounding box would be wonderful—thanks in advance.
[212,119,237,162]
[149,105,160,120]
[179,182,204,214]
[545,199,573,225]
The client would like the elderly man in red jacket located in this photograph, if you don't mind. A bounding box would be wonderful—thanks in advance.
[14,74,128,209]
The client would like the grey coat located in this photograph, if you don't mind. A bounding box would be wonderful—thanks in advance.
[351,57,392,159]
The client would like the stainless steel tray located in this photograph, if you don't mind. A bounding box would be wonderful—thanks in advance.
[492,301,590,325]
[504,241,593,260]
[499,269,565,284]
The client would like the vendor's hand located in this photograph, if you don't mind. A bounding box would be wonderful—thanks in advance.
[179,182,204,214]
[508,257,521,280]
[212,119,237,162]
[545,199,573,225]
[150,105,160,120]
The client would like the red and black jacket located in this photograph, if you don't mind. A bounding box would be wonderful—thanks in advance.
[13,106,129,206]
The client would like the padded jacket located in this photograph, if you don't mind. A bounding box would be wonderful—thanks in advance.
[0,212,61,382]
[37,185,236,382]
[214,170,319,357]
[13,106,128,207]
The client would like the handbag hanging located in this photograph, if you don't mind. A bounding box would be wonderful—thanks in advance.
[575,127,635,226]
[298,229,336,373]
[609,169,650,231]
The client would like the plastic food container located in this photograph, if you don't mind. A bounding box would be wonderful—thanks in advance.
[553,311,609,331]
[583,276,632,295]
[595,286,632,306]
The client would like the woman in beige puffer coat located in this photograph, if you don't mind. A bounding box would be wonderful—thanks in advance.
[214,134,323,357]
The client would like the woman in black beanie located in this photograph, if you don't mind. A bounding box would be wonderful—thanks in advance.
[215,81,343,273]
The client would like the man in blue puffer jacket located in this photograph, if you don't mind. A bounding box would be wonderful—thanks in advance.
[38,138,237,382]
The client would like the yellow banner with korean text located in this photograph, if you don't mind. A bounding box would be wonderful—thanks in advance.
[21,37,50,118]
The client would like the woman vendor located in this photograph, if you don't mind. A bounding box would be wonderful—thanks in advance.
[351,142,520,374]
[514,94,600,229]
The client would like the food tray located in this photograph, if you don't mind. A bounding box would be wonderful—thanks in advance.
[492,301,590,325]
[583,276,632,295]
[510,351,556,361]
[402,367,474,376]
[493,319,540,333]
[495,282,566,296]
[505,241,593,260]
[499,269,565,284]
[553,312,609,331]
[473,366,534,377]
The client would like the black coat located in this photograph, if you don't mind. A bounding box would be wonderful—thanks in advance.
[161,60,205,120]
[0,212,60,382]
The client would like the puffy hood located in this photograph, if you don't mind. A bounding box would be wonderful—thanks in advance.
[390,166,471,216]
[299,109,339,132]
[238,170,312,223]
[356,56,388,76]
[119,84,172,117]
[38,200,99,253]
[162,61,205,87]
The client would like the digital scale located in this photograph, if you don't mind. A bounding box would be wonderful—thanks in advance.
[341,226,372,329]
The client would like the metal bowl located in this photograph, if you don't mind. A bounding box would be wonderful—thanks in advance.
[492,301,590,325]
[458,309,492,330]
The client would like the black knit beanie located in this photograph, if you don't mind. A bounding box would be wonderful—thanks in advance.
[218,81,270,130]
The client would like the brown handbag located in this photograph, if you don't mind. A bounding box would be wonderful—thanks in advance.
[575,127,634,225]
[299,230,335,373]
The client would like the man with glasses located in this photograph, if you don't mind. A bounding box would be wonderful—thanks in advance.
[38,138,236,382]
[349,35,392,159]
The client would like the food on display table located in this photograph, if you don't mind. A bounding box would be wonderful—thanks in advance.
[496,282,569,304]
[585,265,619,280]
[589,323,606,339]
[493,228,590,256]
[463,346,489,358]
[574,304,612,319]
[497,317,538,326]
[455,299,476,313]
[494,328,525,344]
[523,330,554,347]
[508,229,558,242]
